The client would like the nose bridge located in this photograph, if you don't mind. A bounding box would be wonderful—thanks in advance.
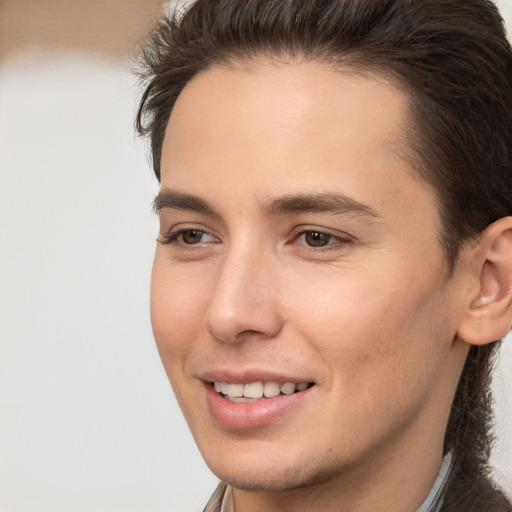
[204,236,282,343]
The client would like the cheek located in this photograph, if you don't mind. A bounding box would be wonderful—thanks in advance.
[286,262,452,395]
[286,267,455,452]
[149,257,216,432]
[150,255,210,372]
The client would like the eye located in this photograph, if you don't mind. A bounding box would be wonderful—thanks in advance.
[159,228,218,245]
[300,231,336,247]
[296,230,345,248]
[180,229,212,244]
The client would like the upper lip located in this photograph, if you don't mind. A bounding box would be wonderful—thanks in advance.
[199,368,315,385]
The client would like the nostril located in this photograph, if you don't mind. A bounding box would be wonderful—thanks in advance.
[234,329,271,341]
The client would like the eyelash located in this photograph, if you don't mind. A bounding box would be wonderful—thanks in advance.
[158,227,353,251]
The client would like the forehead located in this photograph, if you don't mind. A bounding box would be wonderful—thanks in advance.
[161,61,436,226]
[163,62,414,177]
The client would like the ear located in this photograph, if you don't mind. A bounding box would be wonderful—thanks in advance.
[456,216,512,345]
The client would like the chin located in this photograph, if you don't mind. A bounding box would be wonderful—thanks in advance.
[202,447,352,492]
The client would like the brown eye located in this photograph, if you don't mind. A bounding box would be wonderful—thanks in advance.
[304,231,333,247]
[181,230,205,244]
[159,228,218,246]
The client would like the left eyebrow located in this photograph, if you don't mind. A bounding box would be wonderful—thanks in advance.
[262,192,381,218]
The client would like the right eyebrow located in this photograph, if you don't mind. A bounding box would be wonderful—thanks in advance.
[153,188,217,216]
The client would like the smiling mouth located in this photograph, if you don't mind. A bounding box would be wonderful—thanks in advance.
[212,381,314,402]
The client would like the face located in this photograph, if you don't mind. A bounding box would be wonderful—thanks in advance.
[151,62,468,491]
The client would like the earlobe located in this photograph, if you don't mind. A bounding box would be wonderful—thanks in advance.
[457,217,512,346]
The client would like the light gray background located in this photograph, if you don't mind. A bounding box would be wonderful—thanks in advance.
[1,1,511,510]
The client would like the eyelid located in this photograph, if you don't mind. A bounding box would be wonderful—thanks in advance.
[292,225,354,239]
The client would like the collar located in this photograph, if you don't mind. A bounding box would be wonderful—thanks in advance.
[414,452,453,512]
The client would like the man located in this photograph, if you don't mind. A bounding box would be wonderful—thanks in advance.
[136,1,512,510]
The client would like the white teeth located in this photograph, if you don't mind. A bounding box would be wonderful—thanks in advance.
[227,383,244,398]
[243,382,264,399]
[213,380,310,399]
[280,382,296,395]
[263,381,281,398]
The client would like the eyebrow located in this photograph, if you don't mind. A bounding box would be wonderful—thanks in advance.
[153,189,217,215]
[263,192,380,218]
[153,188,380,219]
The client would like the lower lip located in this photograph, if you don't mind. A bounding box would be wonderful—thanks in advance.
[204,384,312,429]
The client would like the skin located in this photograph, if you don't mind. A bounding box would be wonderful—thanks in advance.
[151,62,476,512]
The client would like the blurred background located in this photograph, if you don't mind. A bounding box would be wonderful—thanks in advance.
[0,1,511,511]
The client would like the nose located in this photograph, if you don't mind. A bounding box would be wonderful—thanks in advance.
[204,247,283,344]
